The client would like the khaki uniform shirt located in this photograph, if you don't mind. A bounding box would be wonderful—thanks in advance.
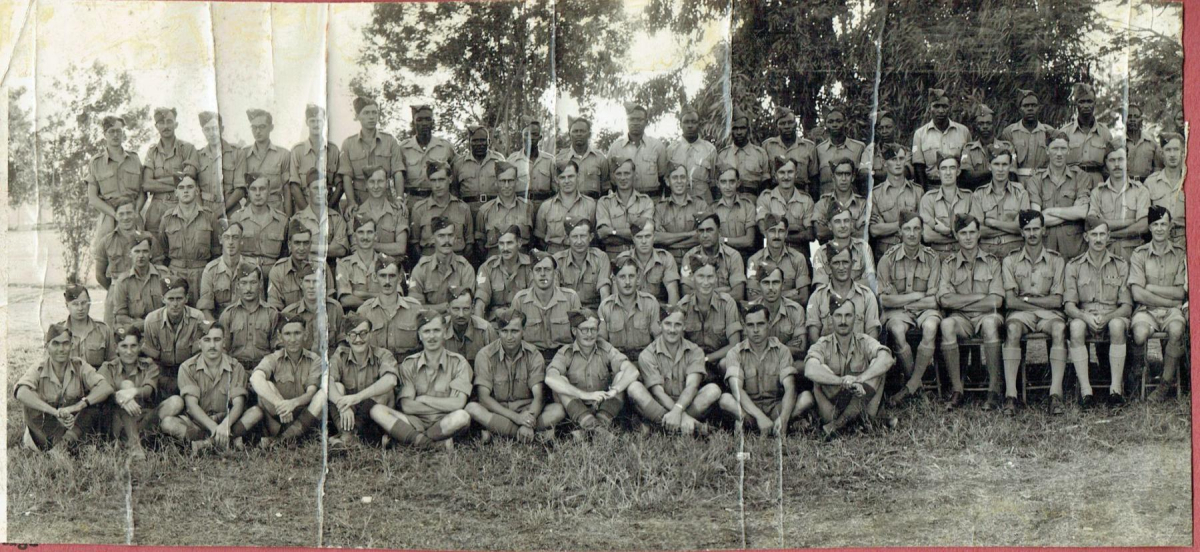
[218,300,279,365]
[679,292,743,353]
[356,295,424,357]
[197,140,245,207]
[805,333,889,396]
[454,150,508,201]
[607,135,668,195]
[911,120,971,182]
[999,121,1055,177]
[98,357,160,397]
[638,337,706,398]
[473,340,545,403]
[724,337,796,403]
[548,340,629,393]
[329,345,400,407]
[877,243,942,299]
[615,249,680,303]
[555,147,609,197]
[15,358,106,407]
[339,130,405,198]
[1059,119,1113,168]
[937,248,1005,311]
[973,181,1031,246]
[112,265,169,324]
[756,186,815,230]
[1002,247,1066,297]
[715,143,770,189]
[291,207,351,260]
[554,248,612,307]
[918,187,983,246]
[348,199,410,253]
[596,191,655,241]
[160,204,222,266]
[409,253,476,306]
[1126,134,1164,181]
[507,151,555,197]
[476,197,533,250]
[410,195,473,254]
[254,348,321,400]
[535,194,597,251]
[236,142,291,210]
[397,135,457,195]
[279,299,345,352]
[1128,241,1188,303]
[598,292,661,351]
[666,137,717,202]
[811,238,875,288]
[759,298,808,352]
[445,316,497,365]
[336,250,383,300]
[763,135,820,187]
[746,246,812,302]
[1063,251,1132,312]
[511,287,582,351]
[816,137,868,193]
[806,282,881,337]
[177,353,248,415]
[230,206,289,261]
[85,148,143,206]
[289,138,341,187]
[812,192,869,236]
[398,349,473,400]
[267,257,335,310]
[66,318,117,369]
[198,255,243,313]
[712,194,758,245]
[97,228,157,284]
[144,138,200,204]
[475,254,533,313]
[142,306,207,369]
[681,244,746,294]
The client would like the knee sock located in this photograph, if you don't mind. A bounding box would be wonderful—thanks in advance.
[636,396,669,424]
[387,417,420,444]
[280,410,318,440]
[230,420,249,438]
[426,414,460,442]
[908,344,937,393]
[597,397,623,423]
[1164,341,1186,383]
[480,411,520,437]
[984,341,1003,394]
[943,343,962,393]
[564,400,592,425]
[1109,343,1126,394]
[1049,344,1067,396]
[185,424,207,442]
[1070,345,1092,396]
[896,343,914,375]
[1002,345,1022,397]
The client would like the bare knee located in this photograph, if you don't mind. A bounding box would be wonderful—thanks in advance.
[1167,322,1185,342]
[920,320,939,342]
[940,320,957,343]
[981,319,1000,340]
[464,402,487,421]
[1069,320,1087,343]
[444,409,471,431]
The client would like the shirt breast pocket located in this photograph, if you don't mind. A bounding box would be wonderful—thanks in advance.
[550,315,571,343]
[632,314,650,331]
[350,150,370,174]
[742,364,761,396]
[607,315,627,333]
[263,227,285,256]
[492,368,513,400]
[84,342,107,366]
[912,264,931,292]
[1102,274,1124,303]
[684,316,703,336]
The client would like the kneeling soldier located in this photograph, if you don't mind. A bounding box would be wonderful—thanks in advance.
[626,305,721,436]
[1131,205,1189,401]
[160,322,251,452]
[328,314,400,446]
[99,326,167,460]
[878,211,942,406]
[803,297,895,439]
[719,304,813,436]
[544,308,640,436]
[243,314,324,444]
[466,308,566,442]
[1064,217,1132,406]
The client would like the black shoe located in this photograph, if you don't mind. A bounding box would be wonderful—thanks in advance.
[887,386,912,408]
[1108,391,1127,408]
[1149,383,1176,402]
[1079,394,1096,410]
[946,391,965,410]
[1003,396,1019,416]
[1048,394,1065,416]
[982,392,1002,411]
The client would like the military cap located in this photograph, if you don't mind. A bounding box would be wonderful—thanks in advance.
[430,215,455,234]
[623,102,648,116]
[1148,204,1171,225]
[305,104,325,119]
[1159,132,1184,148]
[1083,216,1108,232]
[64,284,88,302]
[897,209,921,228]
[881,143,906,161]
[410,104,433,116]
[426,160,451,178]
[693,211,721,230]
[974,104,994,120]
[629,218,654,237]
[246,108,272,123]
[1018,209,1043,229]
[279,312,307,330]
[567,308,600,330]
[114,324,142,342]
[162,276,190,295]
[774,106,796,123]
[235,262,263,281]
[928,89,950,106]
[353,96,377,115]
[827,241,853,263]
[467,124,489,140]
[494,161,518,179]
[287,219,312,239]
[828,294,855,314]
[44,322,72,345]
[341,313,373,335]
[153,107,177,123]
[531,249,558,270]
[373,253,404,273]
[498,224,523,241]
[953,213,979,233]
[715,163,739,181]
[567,115,591,130]
[351,213,376,232]
[564,216,593,235]
[101,115,126,131]
[987,142,1014,162]
[749,260,784,283]
[130,230,155,250]
[1071,83,1096,101]
[415,309,445,330]
[761,212,789,231]
[198,111,220,127]
[1016,89,1038,104]
[773,155,798,174]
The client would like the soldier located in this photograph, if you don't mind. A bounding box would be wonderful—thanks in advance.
[237,108,293,216]
[87,115,144,257]
[290,170,351,260]
[96,199,153,325]
[289,104,343,212]
[159,322,251,451]
[141,277,207,396]
[877,212,943,407]
[746,261,808,358]
[158,176,221,304]
[681,212,746,301]
[803,297,895,439]
[554,218,612,309]
[557,116,609,198]
[340,97,406,208]
[336,216,384,311]
[999,89,1054,185]
[1027,130,1093,259]
[15,324,115,458]
[280,263,345,353]
[1087,143,1149,259]
[716,109,770,195]
[666,106,717,203]
[756,157,816,250]
[60,285,116,375]
[918,155,983,256]
[507,117,556,210]
[455,125,507,215]
[267,221,335,310]
[444,287,497,364]
[937,214,1005,410]
[813,157,869,241]
[867,110,913,184]
[815,106,868,197]
[958,105,1014,190]
[474,225,533,319]
[719,303,811,436]
[598,257,662,359]
[475,161,532,260]
[806,243,880,343]
[1064,217,1133,407]
[199,222,248,321]
[142,107,200,234]
[243,314,325,444]
[98,325,165,460]
[1130,206,1189,402]
[230,176,289,269]
[617,220,682,306]
[196,111,246,216]
[1123,102,1163,183]
[466,308,565,442]
[1060,83,1112,187]
[710,165,758,257]
[626,305,720,436]
[911,90,972,190]
[511,254,583,362]
[220,263,280,371]
[369,311,473,449]
[973,144,1030,259]
[763,107,820,194]
[356,255,425,359]
[111,232,168,332]
[868,144,923,261]
[536,160,597,255]
[596,157,655,261]
[1144,132,1185,247]
[607,103,668,197]
[1001,210,1067,415]
[811,203,875,289]
[409,216,477,311]
[544,308,641,437]
[747,214,811,305]
[411,161,474,257]
[328,314,400,447]
[678,256,743,367]
[655,163,709,263]
[399,104,457,198]
[347,166,409,258]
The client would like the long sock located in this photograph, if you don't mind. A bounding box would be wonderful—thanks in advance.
[564,400,592,424]
[636,396,669,423]
[185,424,207,442]
[480,411,520,437]
[984,341,1003,394]
[943,343,962,392]
[1049,344,1067,396]
[426,414,460,441]
[896,343,914,376]
[907,344,937,393]
[598,397,624,422]
[1127,343,1147,392]
[387,417,420,444]
[1070,345,1092,396]
[230,420,249,438]
[1109,343,1126,394]
[1164,341,1186,383]
[1002,345,1022,397]
[281,410,318,440]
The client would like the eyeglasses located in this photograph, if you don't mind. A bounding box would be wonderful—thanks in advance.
[346,330,370,340]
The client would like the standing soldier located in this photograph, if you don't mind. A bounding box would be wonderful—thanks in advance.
[878,212,943,407]
[476,161,532,259]
[229,177,289,269]
[141,277,207,396]
[199,222,247,321]
[1063,218,1133,406]
[409,216,477,312]
[654,163,709,263]
[158,177,221,305]
[356,255,425,359]
[267,221,335,310]
[87,115,144,258]
[936,215,1004,410]
[709,165,758,258]
[958,105,1014,190]
[815,106,868,197]
[289,104,343,212]
[1123,102,1163,183]
[455,125,507,216]
[1027,131,1092,259]
[444,287,497,364]
[340,97,407,208]
[866,110,913,184]
[410,161,473,257]
[999,89,1053,186]
[474,226,534,319]
[557,116,609,198]
[607,103,668,198]
[290,170,350,260]
[719,303,811,437]
[511,254,583,362]
[196,111,245,216]
[756,157,816,250]
[868,144,923,262]
[666,106,717,203]
[1059,83,1112,188]
[219,264,280,373]
[596,157,655,261]
[599,257,663,359]
[111,232,168,332]
[763,107,820,195]
[802,298,895,439]
[544,309,641,437]
[806,243,880,343]
[911,90,972,191]
[280,263,345,353]
[1144,133,1185,247]
[681,213,746,301]
[973,144,1030,259]
[747,214,811,305]
[243,314,325,444]
[554,218,612,309]
[918,155,982,257]
[813,157,869,241]
[1130,206,1189,402]
[237,109,293,216]
[348,166,409,258]
[466,309,565,442]
[716,109,770,195]
[328,314,400,447]
[507,117,556,209]
[142,107,200,234]
[617,220,682,306]
[627,305,722,436]
[399,104,457,198]
[96,200,153,325]
[535,160,597,255]
[1086,143,1149,259]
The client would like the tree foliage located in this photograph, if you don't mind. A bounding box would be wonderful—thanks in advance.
[7,86,36,207]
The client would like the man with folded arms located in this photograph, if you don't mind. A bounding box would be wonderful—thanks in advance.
[1130,205,1189,402]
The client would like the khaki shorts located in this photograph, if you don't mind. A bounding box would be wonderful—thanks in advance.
[1005,309,1066,334]
[881,308,942,331]
[944,312,1004,338]
[1131,306,1188,332]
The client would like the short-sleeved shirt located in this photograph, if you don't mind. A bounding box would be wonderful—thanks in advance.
[615,249,680,303]
[476,197,533,250]
[556,147,609,197]
[445,316,498,364]
[597,191,655,240]
[1087,180,1150,230]
[347,199,409,253]
[806,283,881,337]
[877,244,942,298]
[15,358,107,407]
[999,121,1055,175]
[911,120,971,180]
[681,244,746,293]
[1126,134,1163,181]
[398,349,473,400]
[237,142,292,209]
[329,345,399,407]
[112,265,169,323]
[811,238,875,288]
[198,140,245,205]
[1143,170,1185,235]
[762,136,820,186]
[759,298,808,351]
[507,151,555,197]
[410,195,473,254]
[918,187,983,245]
[144,139,200,196]
[959,139,1015,177]
[723,337,796,403]
[746,246,812,302]
[338,130,405,196]
[937,248,1005,308]
[712,194,758,244]
[607,135,668,195]
[1128,241,1188,301]
[1063,251,1132,311]
[336,251,383,300]
[279,299,345,353]
[98,357,160,397]
[870,179,924,238]
[267,257,335,310]
[218,300,279,365]
[666,138,717,202]
[409,253,476,306]
[85,149,143,206]
[536,194,597,250]
[198,255,243,313]
[598,292,661,351]
[812,192,869,236]
[454,150,508,200]
[512,286,581,351]
[715,143,771,189]
[548,340,629,393]
[476,254,533,313]
[66,318,117,369]
[160,205,221,264]
[474,340,545,403]
[1028,166,1092,211]
[1002,247,1065,297]
[973,181,1031,245]
[356,295,425,357]
[97,228,157,284]
[289,139,341,190]
[291,207,351,259]
[678,292,743,353]
[805,333,889,395]
[1059,119,1113,168]
[554,248,612,307]
[655,195,709,245]
[230,206,289,261]
[255,348,320,401]
[638,337,706,397]
[397,135,457,194]
[755,186,815,230]
[142,306,207,369]
[177,353,248,415]
[816,138,868,192]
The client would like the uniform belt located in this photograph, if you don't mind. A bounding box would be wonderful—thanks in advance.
[170,259,210,269]
[462,195,491,205]
[1079,165,1103,173]
[1014,168,1034,177]
[980,236,1020,245]
[407,188,432,198]
[524,191,555,201]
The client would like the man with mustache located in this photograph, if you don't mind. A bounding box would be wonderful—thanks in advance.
[806,242,880,345]
[1063,217,1132,408]
[328,314,400,447]
[511,253,583,363]
[627,305,720,436]
[356,254,424,360]
[474,226,534,319]
[466,308,565,442]
[443,287,497,364]
[409,216,477,312]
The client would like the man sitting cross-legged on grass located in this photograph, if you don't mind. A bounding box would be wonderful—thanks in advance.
[328,314,400,447]
[626,305,721,436]
[98,325,168,460]
[242,314,325,446]
[878,211,943,407]
[1131,205,1189,402]
[803,296,895,439]
[160,321,252,452]
[369,311,473,450]
[719,303,813,437]
[544,308,640,437]
[15,323,115,459]
[466,308,566,442]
